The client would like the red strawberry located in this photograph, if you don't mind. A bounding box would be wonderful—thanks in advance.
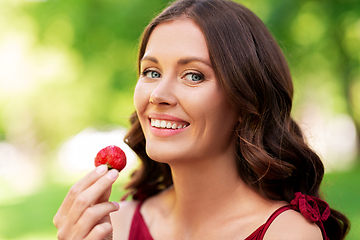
[94,145,126,171]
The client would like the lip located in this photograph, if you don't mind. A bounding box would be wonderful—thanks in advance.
[148,113,188,122]
[148,113,189,137]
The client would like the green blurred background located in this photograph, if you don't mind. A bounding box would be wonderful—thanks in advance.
[0,0,359,239]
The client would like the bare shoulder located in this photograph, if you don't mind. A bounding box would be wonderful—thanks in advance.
[264,209,323,240]
[110,200,139,240]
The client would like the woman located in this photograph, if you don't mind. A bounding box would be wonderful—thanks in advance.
[53,0,350,239]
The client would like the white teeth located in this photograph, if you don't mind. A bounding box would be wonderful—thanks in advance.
[150,119,188,129]
[160,120,167,128]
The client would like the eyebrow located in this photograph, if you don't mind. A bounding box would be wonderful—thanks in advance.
[177,57,212,67]
[140,56,212,68]
[141,56,158,64]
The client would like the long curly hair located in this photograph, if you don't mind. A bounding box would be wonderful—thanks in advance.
[124,0,350,239]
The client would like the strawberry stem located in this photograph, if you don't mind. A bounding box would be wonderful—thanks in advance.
[106,163,113,170]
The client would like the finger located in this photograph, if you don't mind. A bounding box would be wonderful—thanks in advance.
[68,169,119,225]
[85,221,113,240]
[54,165,109,227]
[76,201,119,238]
[96,186,112,204]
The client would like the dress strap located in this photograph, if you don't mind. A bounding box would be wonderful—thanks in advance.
[129,201,154,240]
[245,205,293,240]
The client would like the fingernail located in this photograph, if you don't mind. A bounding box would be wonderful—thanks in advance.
[112,201,120,209]
[106,169,119,181]
[96,165,108,174]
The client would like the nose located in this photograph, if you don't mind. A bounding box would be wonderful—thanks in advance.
[149,77,177,106]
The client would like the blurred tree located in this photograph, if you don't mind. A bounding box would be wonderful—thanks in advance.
[1,0,171,150]
[259,0,360,155]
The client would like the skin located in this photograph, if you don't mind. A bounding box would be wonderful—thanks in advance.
[53,165,120,239]
[54,19,323,240]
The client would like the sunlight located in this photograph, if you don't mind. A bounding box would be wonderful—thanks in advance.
[0,32,36,93]
[0,142,44,204]
[299,105,358,172]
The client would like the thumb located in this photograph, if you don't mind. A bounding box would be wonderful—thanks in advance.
[96,169,119,204]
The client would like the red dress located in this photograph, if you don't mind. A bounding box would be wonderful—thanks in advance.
[128,192,330,240]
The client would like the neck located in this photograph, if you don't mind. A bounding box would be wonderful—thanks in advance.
[163,150,264,235]
[145,144,281,240]
[171,156,242,207]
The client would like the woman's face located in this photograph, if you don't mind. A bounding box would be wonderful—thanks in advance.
[134,19,238,163]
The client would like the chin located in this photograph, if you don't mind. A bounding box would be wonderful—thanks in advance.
[145,144,186,164]
[147,150,176,164]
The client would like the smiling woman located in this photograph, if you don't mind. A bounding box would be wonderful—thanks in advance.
[53,0,350,239]
[134,19,238,164]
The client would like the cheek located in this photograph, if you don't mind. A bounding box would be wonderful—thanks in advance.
[194,88,227,114]
[200,89,237,128]
[133,81,149,113]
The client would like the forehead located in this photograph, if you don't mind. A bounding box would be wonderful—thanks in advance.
[144,19,210,60]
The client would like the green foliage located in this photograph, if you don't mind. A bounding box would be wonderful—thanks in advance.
[0,0,171,150]
[322,162,360,240]
[0,183,68,239]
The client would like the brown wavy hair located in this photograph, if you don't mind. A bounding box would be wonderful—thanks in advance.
[123,0,350,239]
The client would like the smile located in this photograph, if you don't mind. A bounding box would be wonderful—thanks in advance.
[150,118,189,129]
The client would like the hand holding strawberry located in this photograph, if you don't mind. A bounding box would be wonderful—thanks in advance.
[53,145,126,239]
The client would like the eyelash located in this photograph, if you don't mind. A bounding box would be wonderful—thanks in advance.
[141,69,205,83]
[182,71,205,82]
[141,69,161,78]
